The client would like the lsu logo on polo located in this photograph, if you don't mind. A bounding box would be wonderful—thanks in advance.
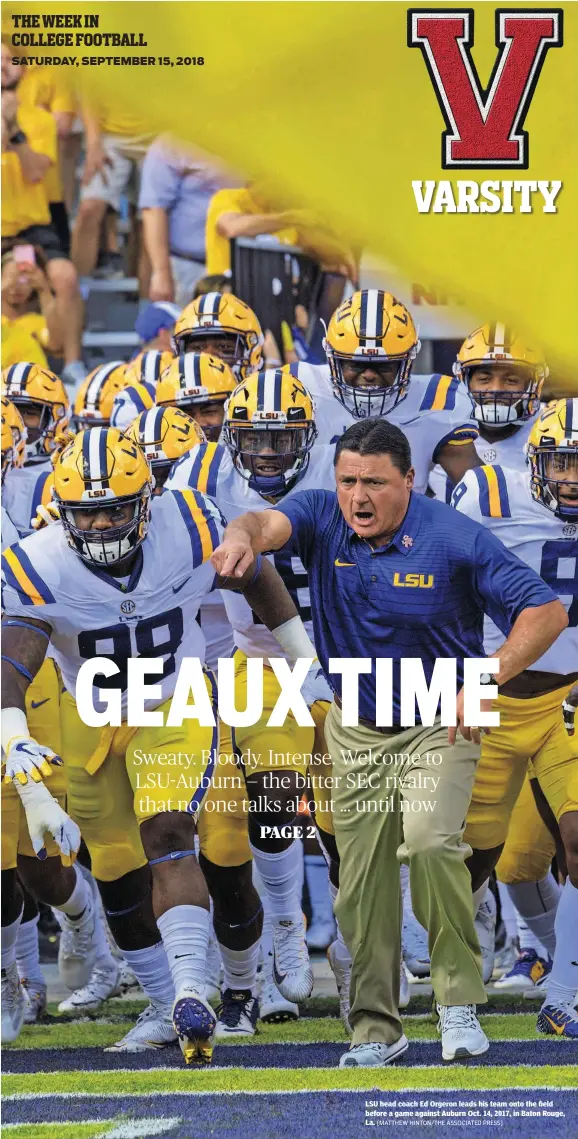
[408,8,563,168]
[393,572,434,588]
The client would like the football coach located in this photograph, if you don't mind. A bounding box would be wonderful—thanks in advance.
[211,418,567,1068]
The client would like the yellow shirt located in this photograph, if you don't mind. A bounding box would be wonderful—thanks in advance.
[18,68,76,202]
[1,312,50,369]
[205,188,299,275]
[1,106,56,237]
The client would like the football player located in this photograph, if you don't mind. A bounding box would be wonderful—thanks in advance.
[1,426,314,1063]
[110,350,175,432]
[172,291,264,381]
[1,398,26,548]
[2,364,70,538]
[156,353,236,443]
[283,289,481,492]
[165,370,335,1011]
[72,362,128,430]
[1,400,122,1035]
[452,399,578,1038]
[430,323,548,501]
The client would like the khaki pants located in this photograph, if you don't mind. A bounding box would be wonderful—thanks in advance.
[324,702,486,1046]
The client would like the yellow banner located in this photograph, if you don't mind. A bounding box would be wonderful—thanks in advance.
[4,1,577,385]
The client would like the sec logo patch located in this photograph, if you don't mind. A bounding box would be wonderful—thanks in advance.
[120,599,136,615]
[482,448,497,463]
[563,524,577,537]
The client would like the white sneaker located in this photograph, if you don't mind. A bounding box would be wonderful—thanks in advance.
[306,916,336,952]
[327,938,352,1031]
[474,892,496,983]
[57,899,97,991]
[215,988,260,1037]
[339,1035,409,1068]
[258,977,299,1023]
[172,986,217,1064]
[437,1003,489,1061]
[1,965,27,1043]
[104,1001,177,1052]
[58,963,120,1016]
[21,979,47,1024]
[272,918,313,1002]
[399,959,410,1010]
[402,916,430,978]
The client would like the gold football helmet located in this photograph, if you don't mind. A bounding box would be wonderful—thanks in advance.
[127,406,205,492]
[53,427,152,567]
[73,361,128,429]
[324,290,420,418]
[527,399,578,521]
[223,368,317,496]
[2,363,69,462]
[156,352,235,441]
[1,397,26,482]
[455,323,547,427]
[123,349,174,389]
[172,292,264,379]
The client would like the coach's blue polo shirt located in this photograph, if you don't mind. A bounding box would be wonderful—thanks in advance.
[277,489,557,725]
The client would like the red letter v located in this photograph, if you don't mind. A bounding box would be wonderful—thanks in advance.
[408,9,563,168]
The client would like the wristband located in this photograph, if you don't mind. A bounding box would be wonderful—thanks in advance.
[272,615,317,663]
[1,707,30,757]
[9,129,27,146]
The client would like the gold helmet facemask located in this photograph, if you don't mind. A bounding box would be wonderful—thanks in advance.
[224,369,317,497]
[324,290,420,419]
[53,427,152,568]
[526,399,578,523]
[455,323,547,430]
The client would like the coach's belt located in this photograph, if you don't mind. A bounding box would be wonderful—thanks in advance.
[85,724,139,775]
[334,695,401,737]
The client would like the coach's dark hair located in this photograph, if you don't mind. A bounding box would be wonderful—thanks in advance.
[333,418,412,475]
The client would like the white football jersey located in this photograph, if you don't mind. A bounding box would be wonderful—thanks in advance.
[2,460,54,538]
[452,465,578,673]
[1,489,223,714]
[1,505,19,551]
[166,441,336,665]
[286,362,478,495]
[429,408,542,503]
[110,381,156,431]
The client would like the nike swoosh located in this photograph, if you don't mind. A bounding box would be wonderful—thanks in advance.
[335,558,356,567]
[572,962,578,967]
[172,577,190,594]
[174,953,194,959]
[544,1015,565,1036]
[30,698,50,709]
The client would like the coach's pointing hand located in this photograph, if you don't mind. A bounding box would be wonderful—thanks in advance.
[211,536,255,578]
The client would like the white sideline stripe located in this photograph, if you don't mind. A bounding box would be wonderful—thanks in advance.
[4,1078,569,1102]
[3,1123,181,1138]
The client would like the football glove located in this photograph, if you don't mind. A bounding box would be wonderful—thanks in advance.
[15,777,80,865]
[3,735,63,785]
[31,502,60,530]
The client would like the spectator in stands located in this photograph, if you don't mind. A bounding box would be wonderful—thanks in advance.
[206,181,357,281]
[16,64,76,256]
[134,301,181,354]
[1,247,63,368]
[140,137,231,307]
[70,93,154,281]
[1,46,85,385]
